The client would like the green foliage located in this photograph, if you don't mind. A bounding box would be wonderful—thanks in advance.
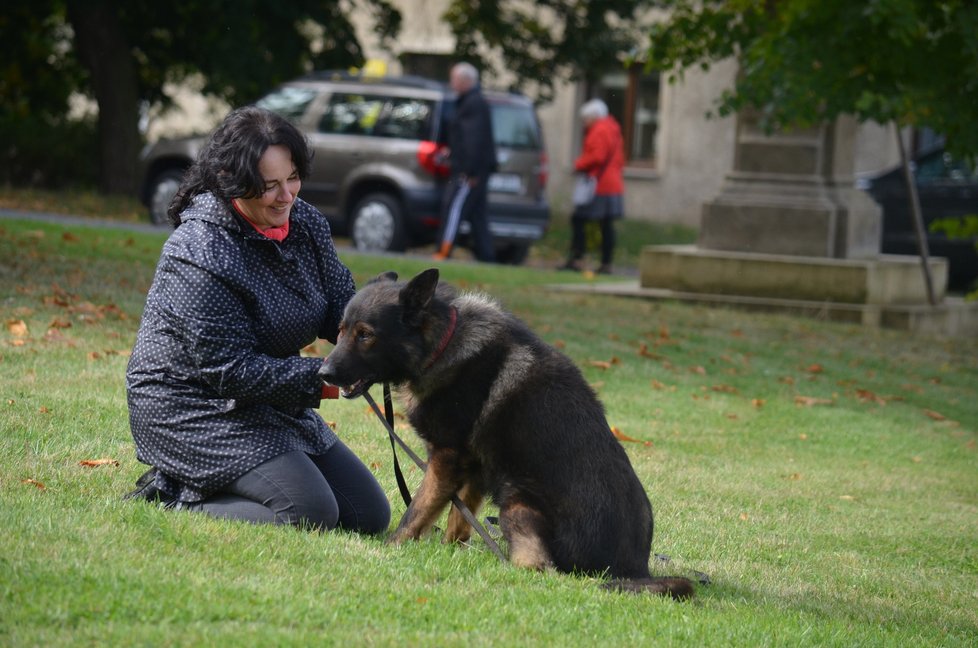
[931,214,978,240]
[645,0,978,157]
[0,113,98,188]
[0,1,402,193]
[444,0,656,100]
[2,216,978,644]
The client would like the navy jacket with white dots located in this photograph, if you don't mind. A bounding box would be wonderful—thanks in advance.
[126,193,355,502]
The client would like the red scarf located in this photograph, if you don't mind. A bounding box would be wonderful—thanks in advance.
[231,200,290,241]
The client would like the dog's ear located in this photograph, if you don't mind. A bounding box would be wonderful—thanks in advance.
[366,271,398,285]
[399,268,440,321]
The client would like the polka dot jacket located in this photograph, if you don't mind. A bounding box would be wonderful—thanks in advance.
[126,193,355,502]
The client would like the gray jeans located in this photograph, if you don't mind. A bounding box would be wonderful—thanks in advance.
[184,441,391,534]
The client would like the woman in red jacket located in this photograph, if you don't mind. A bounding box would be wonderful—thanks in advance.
[561,99,625,274]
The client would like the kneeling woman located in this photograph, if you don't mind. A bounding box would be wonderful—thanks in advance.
[125,106,390,534]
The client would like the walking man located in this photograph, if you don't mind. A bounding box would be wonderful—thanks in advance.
[433,62,498,262]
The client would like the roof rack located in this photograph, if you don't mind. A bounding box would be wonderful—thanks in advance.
[298,70,447,91]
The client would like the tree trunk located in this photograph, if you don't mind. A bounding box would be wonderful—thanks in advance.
[895,124,937,306]
[66,1,141,196]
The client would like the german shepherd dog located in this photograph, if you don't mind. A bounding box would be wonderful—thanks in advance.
[319,269,693,599]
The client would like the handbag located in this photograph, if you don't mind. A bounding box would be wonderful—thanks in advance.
[571,174,597,206]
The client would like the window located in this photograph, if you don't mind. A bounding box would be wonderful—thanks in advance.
[590,68,661,168]
[488,102,542,150]
[255,86,318,121]
[318,94,434,140]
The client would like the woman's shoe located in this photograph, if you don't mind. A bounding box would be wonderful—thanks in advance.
[123,467,175,507]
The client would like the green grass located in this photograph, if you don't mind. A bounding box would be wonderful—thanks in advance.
[1,214,977,646]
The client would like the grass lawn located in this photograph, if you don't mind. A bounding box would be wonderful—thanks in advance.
[1,211,976,646]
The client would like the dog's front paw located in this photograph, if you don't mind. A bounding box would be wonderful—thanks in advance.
[385,528,416,545]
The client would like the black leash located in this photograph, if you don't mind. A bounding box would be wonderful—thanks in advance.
[382,383,414,507]
[363,385,507,563]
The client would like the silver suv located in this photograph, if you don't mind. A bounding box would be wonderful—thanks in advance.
[139,72,551,264]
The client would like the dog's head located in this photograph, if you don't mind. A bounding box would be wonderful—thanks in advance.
[318,268,453,398]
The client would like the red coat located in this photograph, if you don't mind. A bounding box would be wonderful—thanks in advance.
[574,116,625,196]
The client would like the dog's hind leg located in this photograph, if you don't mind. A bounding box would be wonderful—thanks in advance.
[388,448,463,545]
[443,480,484,544]
[499,501,553,570]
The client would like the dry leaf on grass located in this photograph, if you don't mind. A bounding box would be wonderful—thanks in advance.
[79,458,119,468]
[795,395,833,407]
[22,479,46,489]
[7,319,29,337]
[610,426,652,447]
[855,389,888,405]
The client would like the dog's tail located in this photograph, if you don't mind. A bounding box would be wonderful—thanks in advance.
[602,577,696,601]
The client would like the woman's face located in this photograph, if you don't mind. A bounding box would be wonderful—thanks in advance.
[233,144,301,229]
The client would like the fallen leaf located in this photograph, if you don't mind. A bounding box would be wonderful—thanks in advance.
[751,399,765,408]
[689,365,706,375]
[325,421,337,430]
[739,512,749,521]
[795,395,833,407]
[79,458,119,468]
[38,406,50,414]
[805,364,824,374]
[7,320,29,337]
[610,426,652,447]
[798,433,808,441]
[553,339,566,349]
[855,389,887,405]
[22,479,45,489]
[779,376,796,385]
[637,343,662,360]
[588,360,612,370]
[923,409,946,421]
[786,473,802,481]
[839,495,855,501]
[711,384,739,394]
[911,456,922,463]
[725,413,739,420]
[62,232,80,242]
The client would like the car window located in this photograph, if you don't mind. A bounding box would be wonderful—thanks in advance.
[318,93,434,140]
[490,103,541,150]
[916,150,978,186]
[255,87,318,121]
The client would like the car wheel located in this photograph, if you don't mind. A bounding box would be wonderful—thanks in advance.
[147,169,186,226]
[495,244,530,265]
[350,193,408,252]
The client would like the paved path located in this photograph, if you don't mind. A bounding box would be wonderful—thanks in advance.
[0,208,168,234]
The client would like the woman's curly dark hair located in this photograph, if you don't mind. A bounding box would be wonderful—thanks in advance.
[167,106,312,226]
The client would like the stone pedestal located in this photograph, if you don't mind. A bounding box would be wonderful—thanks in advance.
[635,114,970,332]
[698,114,883,259]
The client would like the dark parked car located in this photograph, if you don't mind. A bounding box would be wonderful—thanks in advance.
[859,146,978,291]
[138,72,550,264]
